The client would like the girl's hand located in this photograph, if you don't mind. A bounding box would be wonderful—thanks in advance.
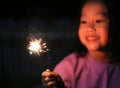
[41,69,65,88]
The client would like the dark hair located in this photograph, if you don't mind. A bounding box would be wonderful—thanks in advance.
[75,0,120,61]
[107,0,120,61]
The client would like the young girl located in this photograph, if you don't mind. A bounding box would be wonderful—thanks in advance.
[41,0,120,88]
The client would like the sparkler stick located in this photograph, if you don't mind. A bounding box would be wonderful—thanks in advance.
[27,33,53,72]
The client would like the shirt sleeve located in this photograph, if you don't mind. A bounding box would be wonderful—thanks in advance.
[53,53,79,88]
[53,60,73,88]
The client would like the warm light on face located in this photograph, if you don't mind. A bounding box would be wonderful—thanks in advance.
[78,2,109,52]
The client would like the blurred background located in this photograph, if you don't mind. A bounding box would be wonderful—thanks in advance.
[0,0,81,88]
[0,0,120,88]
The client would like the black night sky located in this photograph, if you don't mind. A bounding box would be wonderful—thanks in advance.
[0,0,81,19]
[0,1,81,88]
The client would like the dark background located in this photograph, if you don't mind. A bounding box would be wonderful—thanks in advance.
[0,0,80,19]
[0,0,120,88]
[0,0,80,88]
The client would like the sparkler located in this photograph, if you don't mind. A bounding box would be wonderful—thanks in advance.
[27,34,49,55]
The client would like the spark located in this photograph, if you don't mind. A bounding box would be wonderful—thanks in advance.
[28,37,49,55]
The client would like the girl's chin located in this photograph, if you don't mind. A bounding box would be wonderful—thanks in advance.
[87,46,106,52]
[86,46,100,51]
[88,49,98,52]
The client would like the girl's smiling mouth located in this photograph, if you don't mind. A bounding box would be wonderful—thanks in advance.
[85,34,99,41]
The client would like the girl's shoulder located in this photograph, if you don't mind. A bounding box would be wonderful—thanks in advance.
[54,52,87,70]
[63,52,87,62]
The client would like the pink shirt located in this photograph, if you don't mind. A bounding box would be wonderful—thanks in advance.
[54,52,120,88]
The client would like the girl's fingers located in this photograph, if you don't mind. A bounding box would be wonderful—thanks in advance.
[41,69,62,87]
[42,69,59,78]
[47,81,57,86]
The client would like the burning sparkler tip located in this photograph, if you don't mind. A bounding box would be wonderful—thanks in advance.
[27,35,49,55]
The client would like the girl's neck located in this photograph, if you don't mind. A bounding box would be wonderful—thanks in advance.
[88,51,110,63]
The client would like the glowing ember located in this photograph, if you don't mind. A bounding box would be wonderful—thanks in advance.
[28,37,49,55]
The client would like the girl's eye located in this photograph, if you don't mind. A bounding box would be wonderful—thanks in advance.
[80,21,87,24]
[96,19,105,23]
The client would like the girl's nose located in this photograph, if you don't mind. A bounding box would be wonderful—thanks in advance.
[86,23,96,32]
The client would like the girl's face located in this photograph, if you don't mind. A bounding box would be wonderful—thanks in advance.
[78,2,109,52]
